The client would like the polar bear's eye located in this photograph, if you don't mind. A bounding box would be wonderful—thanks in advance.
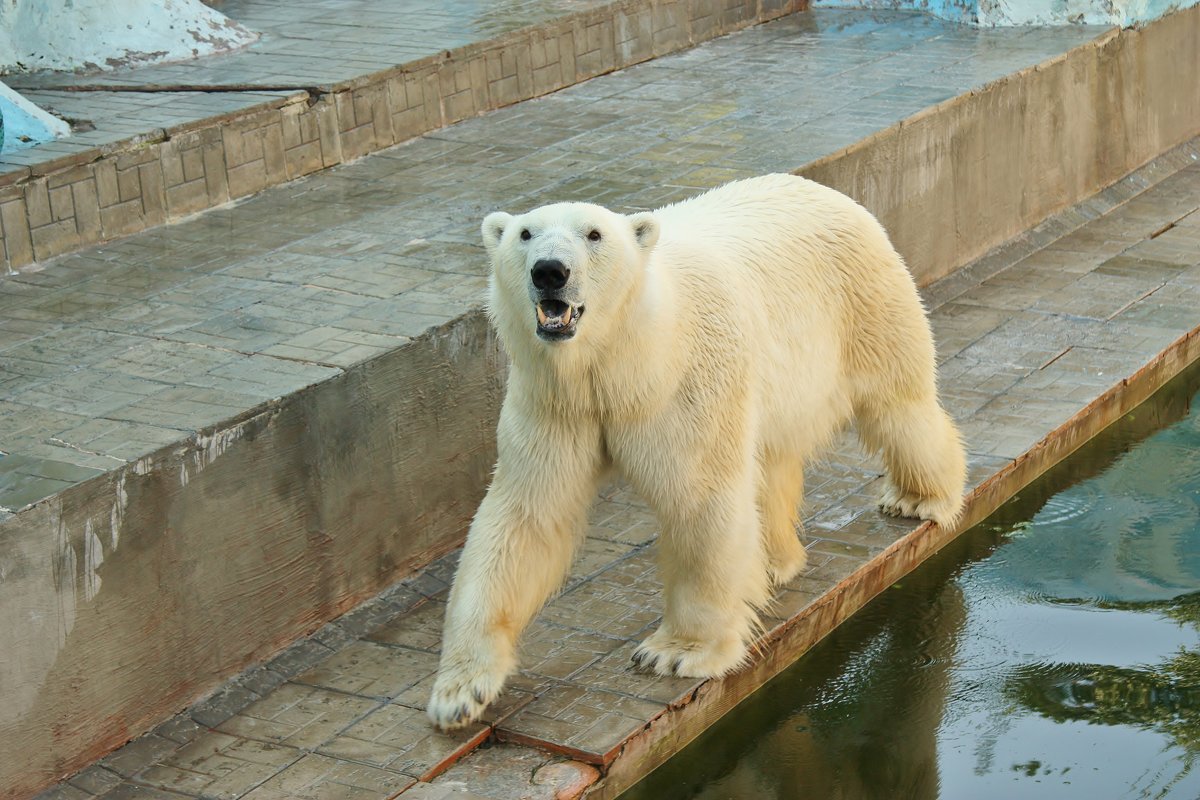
[520,229,531,241]
[587,230,601,242]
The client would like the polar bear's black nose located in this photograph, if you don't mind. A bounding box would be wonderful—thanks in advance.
[531,259,570,291]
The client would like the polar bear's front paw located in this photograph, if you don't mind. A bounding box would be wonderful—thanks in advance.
[878,480,962,527]
[631,628,747,679]
[427,662,508,730]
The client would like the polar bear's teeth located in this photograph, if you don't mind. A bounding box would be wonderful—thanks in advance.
[536,301,573,329]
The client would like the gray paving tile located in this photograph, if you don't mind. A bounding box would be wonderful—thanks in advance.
[317,703,486,778]
[0,452,105,509]
[138,732,300,798]
[214,683,379,750]
[97,734,182,779]
[32,784,92,800]
[293,640,440,700]
[240,753,415,799]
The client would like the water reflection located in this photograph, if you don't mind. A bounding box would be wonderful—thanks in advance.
[623,361,1200,800]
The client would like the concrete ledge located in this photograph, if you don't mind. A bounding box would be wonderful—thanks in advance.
[803,8,1200,285]
[0,314,505,798]
[0,0,804,270]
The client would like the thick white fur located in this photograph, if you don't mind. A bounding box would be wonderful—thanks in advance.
[428,174,966,729]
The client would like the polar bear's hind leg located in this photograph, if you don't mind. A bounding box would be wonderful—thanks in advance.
[857,395,965,527]
[759,449,808,585]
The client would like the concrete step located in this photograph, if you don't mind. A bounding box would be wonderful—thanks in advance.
[0,0,805,271]
[3,5,1200,797]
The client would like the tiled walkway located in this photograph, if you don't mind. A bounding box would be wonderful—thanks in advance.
[13,0,614,90]
[0,10,1104,515]
[34,152,1200,799]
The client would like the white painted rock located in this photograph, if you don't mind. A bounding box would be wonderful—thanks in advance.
[0,0,258,73]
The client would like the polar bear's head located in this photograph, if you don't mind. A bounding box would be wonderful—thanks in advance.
[482,202,659,346]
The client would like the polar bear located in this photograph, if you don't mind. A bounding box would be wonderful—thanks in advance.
[428,174,965,729]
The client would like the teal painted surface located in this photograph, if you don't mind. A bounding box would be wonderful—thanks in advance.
[813,0,1200,25]
[813,0,978,23]
[625,359,1200,799]
[0,80,69,152]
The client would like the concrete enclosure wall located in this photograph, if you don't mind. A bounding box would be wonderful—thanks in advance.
[0,315,505,797]
[802,7,1200,286]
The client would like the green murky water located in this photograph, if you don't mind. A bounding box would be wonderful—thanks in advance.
[623,360,1200,800]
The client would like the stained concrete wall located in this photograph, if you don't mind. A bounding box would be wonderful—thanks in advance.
[0,314,505,797]
[802,5,1200,286]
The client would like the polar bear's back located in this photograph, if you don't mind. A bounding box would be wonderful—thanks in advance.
[653,174,902,298]
[651,174,934,457]
[654,173,925,343]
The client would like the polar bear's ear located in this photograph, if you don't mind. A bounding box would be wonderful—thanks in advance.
[628,212,659,251]
[481,212,514,253]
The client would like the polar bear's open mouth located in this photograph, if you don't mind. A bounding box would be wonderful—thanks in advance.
[535,299,583,340]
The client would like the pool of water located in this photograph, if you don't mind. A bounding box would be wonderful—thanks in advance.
[623,359,1200,800]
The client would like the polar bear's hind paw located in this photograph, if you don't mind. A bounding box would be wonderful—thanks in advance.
[632,628,747,678]
[878,480,962,527]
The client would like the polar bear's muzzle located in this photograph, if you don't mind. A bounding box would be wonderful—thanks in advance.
[535,298,584,340]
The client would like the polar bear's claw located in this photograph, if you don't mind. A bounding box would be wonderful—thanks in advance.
[878,480,962,528]
[427,666,506,730]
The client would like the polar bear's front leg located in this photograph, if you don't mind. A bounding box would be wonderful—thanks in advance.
[632,477,772,679]
[428,398,604,730]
